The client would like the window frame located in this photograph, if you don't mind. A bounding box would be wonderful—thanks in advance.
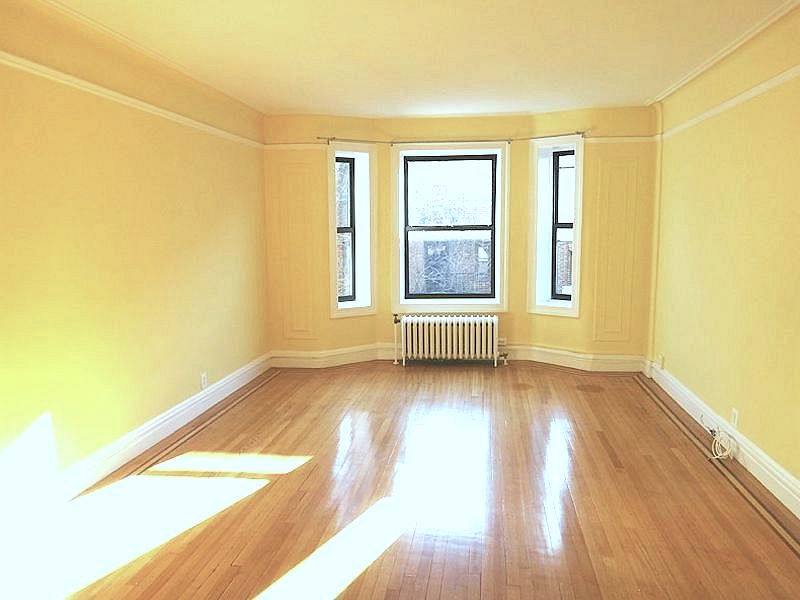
[527,134,583,318]
[328,143,378,319]
[392,142,509,314]
[335,156,356,302]
[551,150,575,301]
[403,154,497,300]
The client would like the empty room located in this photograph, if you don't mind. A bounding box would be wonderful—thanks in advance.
[2,0,799,598]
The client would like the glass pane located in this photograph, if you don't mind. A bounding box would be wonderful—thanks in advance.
[407,158,493,226]
[558,153,575,168]
[407,230,492,296]
[337,232,353,298]
[556,161,575,224]
[336,160,351,228]
[554,228,574,297]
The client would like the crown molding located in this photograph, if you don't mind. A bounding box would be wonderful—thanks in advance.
[648,0,800,104]
[662,62,800,139]
[38,0,264,115]
[0,50,265,149]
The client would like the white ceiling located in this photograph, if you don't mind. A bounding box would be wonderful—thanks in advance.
[49,0,790,117]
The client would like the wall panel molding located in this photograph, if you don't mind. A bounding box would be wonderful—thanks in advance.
[592,156,639,342]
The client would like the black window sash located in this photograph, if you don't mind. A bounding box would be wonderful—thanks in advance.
[403,154,497,299]
[336,156,356,302]
[551,150,575,301]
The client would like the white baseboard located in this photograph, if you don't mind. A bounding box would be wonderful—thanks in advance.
[649,362,800,520]
[507,344,646,372]
[60,353,271,500]
[268,342,645,372]
[268,343,396,368]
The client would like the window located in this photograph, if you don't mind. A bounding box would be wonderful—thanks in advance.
[529,135,583,317]
[329,145,376,317]
[335,157,356,302]
[551,150,575,300]
[395,144,507,311]
[404,154,496,298]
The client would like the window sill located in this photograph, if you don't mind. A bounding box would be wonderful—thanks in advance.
[395,299,507,314]
[331,303,376,319]
[529,300,579,318]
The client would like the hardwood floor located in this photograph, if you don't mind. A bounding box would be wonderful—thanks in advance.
[72,362,800,599]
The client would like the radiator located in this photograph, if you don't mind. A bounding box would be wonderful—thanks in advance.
[399,314,499,367]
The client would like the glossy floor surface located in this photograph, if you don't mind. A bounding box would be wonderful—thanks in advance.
[75,362,800,599]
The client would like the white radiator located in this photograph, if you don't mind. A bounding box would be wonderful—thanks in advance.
[399,314,499,367]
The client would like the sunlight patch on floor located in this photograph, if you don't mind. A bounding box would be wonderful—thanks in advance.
[392,406,490,535]
[147,451,311,476]
[60,474,267,596]
[0,413,61,599]
[253,497,408,600]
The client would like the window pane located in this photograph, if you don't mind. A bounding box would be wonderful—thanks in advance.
[407,158,493,226]
[558,153,575,168]
[337,232,353,298]
[335,161,351,228]
[557,163,575,224]
[554,228,574,297]
[407,230,492,296]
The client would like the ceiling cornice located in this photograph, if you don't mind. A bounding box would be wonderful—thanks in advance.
[647,0,800,104]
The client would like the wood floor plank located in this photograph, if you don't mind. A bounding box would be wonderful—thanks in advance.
[71,362,800,599]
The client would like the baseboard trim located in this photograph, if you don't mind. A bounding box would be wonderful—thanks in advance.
[268,343,395,369]
[507,345,646,372]
[268,343,646,372]
[647,361,800,520]
[60,353,271,500]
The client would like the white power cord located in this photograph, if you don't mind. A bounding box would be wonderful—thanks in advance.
[710,429,734,460]
[699,414,734,460]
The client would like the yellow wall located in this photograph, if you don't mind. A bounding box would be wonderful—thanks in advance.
[653,7,800,477]
[263,110,657,356]
[0,2,269,468]
[6,0,796,492]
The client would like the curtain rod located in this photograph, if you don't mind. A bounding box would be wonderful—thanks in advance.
[315,131,587,145]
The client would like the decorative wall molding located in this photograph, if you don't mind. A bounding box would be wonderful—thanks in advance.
[276,161,318,340]
[648,0,800,104]
[59,353,271,500]
[662,62,800,139]
[592,156,639,342]
[648,362,800,519]
[0,50,265,149]
[584,136,659,144]
[263,143,329,150]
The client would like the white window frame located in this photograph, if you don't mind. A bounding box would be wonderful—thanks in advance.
[528,134,583,318]
[328,142,378,318]
[392,142,509,314]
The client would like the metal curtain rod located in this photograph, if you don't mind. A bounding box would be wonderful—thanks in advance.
[316,130,587,145]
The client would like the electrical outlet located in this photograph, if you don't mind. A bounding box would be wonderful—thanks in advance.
[498,337,507,346]
[657,354,665,369]
[201,372,208,390]
[731,408,739,429]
